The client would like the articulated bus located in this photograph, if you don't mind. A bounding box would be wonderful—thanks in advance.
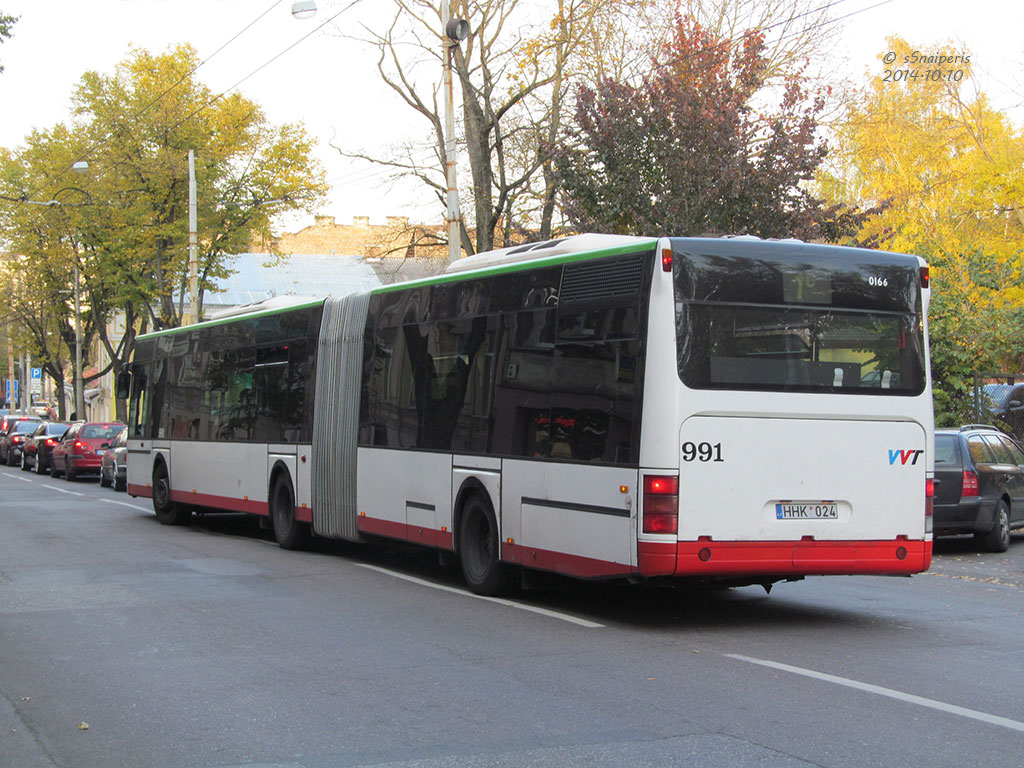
[120,234,934,595]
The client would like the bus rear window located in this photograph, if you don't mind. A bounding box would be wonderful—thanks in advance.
[677,303,926,394]
[672,242,927,395]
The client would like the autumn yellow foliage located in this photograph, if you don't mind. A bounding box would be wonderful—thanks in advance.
[822,36,1024,419]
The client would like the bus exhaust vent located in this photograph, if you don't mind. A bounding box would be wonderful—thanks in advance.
[559,254,646,304]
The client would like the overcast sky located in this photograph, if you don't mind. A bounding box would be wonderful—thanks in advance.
[0,0,1021,231]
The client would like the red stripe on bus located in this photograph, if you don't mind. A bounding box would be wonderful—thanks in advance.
[128,483,152,498]
[501,541,635,579]
[168,489,269,516]
[639,539,932,577]
[356,515,455,550]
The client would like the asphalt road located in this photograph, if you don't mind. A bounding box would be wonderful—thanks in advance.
[1,463,1023,768]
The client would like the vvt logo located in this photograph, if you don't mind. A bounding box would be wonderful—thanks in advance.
[889,449,923,465]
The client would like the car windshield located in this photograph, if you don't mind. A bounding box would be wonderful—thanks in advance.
[12,420,40,434]
[48,424,70,437]
[81,424,125,440]
[983,383,1010,407]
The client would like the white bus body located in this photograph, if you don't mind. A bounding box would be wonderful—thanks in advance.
[123,235,933,594]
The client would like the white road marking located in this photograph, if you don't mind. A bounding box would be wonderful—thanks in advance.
[357,563,605,628]
[105,499,153,513]
[726,654,1024,733]
[0,472,33,483]
[43,485,85,497]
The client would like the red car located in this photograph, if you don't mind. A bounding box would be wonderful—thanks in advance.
[50,421,126,481]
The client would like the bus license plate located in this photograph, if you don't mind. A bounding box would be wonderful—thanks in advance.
[776,503,838,520]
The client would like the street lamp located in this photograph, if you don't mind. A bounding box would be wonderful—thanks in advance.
[291,1,317,20]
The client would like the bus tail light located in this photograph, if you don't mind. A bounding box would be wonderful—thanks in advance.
[925,476,934,519]
[643,475,678,534]
[920,266,930,289]
[661,247,673,272]
[961,470,979,498]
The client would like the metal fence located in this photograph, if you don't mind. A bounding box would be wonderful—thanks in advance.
[972,372,1024,439]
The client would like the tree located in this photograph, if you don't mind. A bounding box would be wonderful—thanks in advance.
[350,0,646,253]
[0,11,16,74]
[821,36,1024,424]
[556,15,863,240]
[0,45,327,420]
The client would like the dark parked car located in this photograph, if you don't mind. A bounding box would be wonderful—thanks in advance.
[983,382,1024,438]
[99,426,128,491]
[50,421,125,481]
[20,421,72,474]
[934,425,1024,552]
[1,417,43,466]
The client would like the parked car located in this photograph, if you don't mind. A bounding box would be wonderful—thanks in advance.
[20,421,72,474]
[99,426,129,491]
[982,383,1024,439]
[30,400,56,419]
[933,425,1024,552]
[50,421,125,481]
[1,417,43,466]
[0,414,31,459]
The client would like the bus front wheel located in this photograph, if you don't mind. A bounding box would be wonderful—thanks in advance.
[271,474,310,550]
[152,462,190,525]
[458,494,517,597]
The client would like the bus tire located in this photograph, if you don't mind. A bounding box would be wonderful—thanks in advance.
[152,461,190,525]
[458,493,517,597]
[270,474,310,550]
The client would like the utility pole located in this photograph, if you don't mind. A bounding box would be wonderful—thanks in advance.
[74,260,84,419]
[187,149,199,325]
[442,4,469,264]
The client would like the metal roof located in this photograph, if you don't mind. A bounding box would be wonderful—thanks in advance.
[203,253,382,309]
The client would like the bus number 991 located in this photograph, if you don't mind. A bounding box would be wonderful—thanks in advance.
[681,442,723,462]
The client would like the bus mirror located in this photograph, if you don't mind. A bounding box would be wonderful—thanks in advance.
[115,370,132,400]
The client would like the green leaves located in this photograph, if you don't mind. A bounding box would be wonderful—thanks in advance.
[0,44,327,415]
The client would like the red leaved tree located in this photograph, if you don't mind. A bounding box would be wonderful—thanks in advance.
[556,15,869,240]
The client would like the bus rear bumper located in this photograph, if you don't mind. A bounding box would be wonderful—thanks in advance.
[638,538,932,578]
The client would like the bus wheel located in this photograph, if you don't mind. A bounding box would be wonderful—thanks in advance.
[458,494,517,597]
[271,474,310,550]
[152,462,190,525]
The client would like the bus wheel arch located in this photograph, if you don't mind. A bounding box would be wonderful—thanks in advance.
[152,456,190,525]
[269,465,310,551]
[455,484,516,597]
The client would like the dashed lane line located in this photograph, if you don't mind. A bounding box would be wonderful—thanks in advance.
[726,654,1024,734]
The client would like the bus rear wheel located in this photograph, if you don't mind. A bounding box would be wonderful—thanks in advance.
[152,462,190,525]
[271,474,310,550]
[458,494,516,597]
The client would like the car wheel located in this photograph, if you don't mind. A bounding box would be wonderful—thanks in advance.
[36,456,47,475]
[50,459,63,479]
[65,462,77,482]
[270,474,310,550]
[100,465,111,488]
[152,461,190,525]
[979,500,1011,553]
[114,466,127,492]
[458,493,517,596]
[20,454,30,472]
[6,450,17,467]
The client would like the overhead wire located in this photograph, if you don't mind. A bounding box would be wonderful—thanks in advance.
[5,0,898,214]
